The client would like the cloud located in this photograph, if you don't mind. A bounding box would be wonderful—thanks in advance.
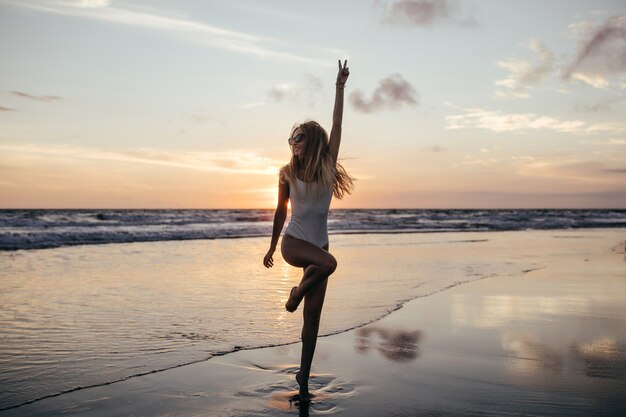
[452,154,499,167]
[582,138,626,145]
[607,138,626,144]
[3,0,337,66]
[350,74,419,113]
[376,0,477,28]
[495,39,554,98]
[574,97,625,113]
[563,14,626,88]
[445,104,626,134]
[0,106,18,111]
[566,16,598,42]
[0,143,283,175]
[77,0,110,7]
[267,84,295,102]
[512,155,626,184]
[11,91,61,102]
[267,74,324,105]
[492,15,624,96]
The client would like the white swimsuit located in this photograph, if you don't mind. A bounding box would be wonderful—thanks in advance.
[284,177,333,248]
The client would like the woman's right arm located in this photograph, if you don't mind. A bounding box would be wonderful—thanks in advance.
[263,180,290,268]
[328,60,349,166]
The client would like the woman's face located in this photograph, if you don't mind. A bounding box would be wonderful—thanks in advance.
[289,127,305,158]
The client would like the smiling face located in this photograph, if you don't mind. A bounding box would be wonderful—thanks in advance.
[289,127,305,159]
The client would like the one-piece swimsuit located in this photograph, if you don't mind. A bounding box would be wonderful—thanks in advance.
[284,177,332,248]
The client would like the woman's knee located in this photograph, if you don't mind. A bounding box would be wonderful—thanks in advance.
[309,255,336,275]
[324,255,337,275]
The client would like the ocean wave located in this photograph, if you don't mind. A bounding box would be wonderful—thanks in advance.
[1,209,625,251]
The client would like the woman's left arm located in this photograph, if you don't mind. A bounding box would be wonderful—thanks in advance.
[328,60,350,166]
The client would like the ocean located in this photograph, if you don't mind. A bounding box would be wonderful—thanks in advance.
[2,208,625,251]
[1,209,625,411]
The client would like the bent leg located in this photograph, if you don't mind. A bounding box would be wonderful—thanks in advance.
[281,234,336,312]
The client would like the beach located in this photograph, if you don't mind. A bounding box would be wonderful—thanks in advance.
[4,0,626,415]
[1,229,625,416]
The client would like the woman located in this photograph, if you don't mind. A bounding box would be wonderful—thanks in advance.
[263,60,354,402]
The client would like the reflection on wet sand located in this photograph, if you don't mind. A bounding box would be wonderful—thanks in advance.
[502,331,563,373]
[571,337,626,380]
[452,294,591,328]
[355,326,422,362]
[501,332,626,381]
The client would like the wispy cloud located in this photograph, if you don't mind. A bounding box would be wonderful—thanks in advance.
[240,101,266,109]
[563,14,626,88]
[11,91,62,102]
[375,0,477,28]
[495,39,554,98]
[512,154,626,184]
[581,138,626,145]
[350,74,419,113]
[2,0,335,66]
[0,143,283,175]
[566,16,599,42]
[0,106,18,111]
[493,14,626,96]
[77,0,110,7]
[445,104,626,134]
[604,138,626,145]
[453,155,499,167]
[574,97,625,113]
[267,74,325,106]
[267,84,296,102]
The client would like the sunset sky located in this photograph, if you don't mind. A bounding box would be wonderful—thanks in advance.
[1,0,625,208]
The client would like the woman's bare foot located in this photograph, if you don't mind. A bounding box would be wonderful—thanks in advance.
[285,286,301,312]
[295,372,310,403]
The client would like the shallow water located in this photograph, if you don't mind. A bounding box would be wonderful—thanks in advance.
[1,229,624,416]
[0,232,542,410]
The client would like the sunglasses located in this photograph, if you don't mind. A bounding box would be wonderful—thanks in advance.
[288,133,305,145]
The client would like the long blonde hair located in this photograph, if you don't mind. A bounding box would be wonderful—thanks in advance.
[279,120,354,199]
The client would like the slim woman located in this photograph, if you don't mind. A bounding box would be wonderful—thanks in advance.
[263,60,354,402]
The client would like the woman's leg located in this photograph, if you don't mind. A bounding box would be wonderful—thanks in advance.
[297,273,328,400]
[281,235,334,400]
[281,235,336,312]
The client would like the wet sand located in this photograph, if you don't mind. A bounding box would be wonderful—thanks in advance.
[2,229,625,416]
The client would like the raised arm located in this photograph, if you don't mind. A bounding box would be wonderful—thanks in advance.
[328,59,350,166]
[263,179,290,268]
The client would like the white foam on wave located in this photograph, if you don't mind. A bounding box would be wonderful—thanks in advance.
[1,209,625,250]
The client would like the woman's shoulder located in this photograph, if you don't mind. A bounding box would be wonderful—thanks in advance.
[278,164,291,184]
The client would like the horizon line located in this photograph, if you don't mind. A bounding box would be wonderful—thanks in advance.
[1,207,625,211]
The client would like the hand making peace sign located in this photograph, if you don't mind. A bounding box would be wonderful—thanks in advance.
[336,59,350,85]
